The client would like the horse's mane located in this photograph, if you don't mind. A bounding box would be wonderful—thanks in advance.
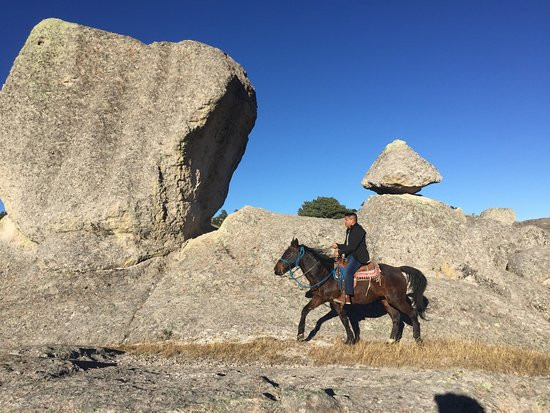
[303,245,335,269]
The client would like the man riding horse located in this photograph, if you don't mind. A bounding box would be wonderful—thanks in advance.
[331,212,370,305]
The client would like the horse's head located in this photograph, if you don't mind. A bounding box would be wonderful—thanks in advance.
[274,238,302,275]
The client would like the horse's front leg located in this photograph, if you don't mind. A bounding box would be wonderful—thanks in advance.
[334,304,355,345]
[297,295,323,341]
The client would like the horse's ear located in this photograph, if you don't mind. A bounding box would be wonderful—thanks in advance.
[291,238,299,247]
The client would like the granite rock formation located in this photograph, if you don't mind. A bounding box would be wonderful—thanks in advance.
[361,139,442,194]
[2,203,549,351]
[0,18,256,272]
[480,208,516,225]
[507,246,550,284]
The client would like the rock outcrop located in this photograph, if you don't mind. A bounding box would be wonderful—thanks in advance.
[2,204,549,351]
[0,18,256,272]
[507,246,550,284]
[516,218,550,234]
[361,139,442,194]
[480,208,516,225]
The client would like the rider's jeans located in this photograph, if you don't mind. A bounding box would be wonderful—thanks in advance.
[344,255,361,295]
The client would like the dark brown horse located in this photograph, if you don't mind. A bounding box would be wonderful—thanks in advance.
[274,238,427,344]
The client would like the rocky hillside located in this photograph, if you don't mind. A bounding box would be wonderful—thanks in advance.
[2,202,549,352]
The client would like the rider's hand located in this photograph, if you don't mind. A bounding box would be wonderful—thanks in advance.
[331,242,338,249]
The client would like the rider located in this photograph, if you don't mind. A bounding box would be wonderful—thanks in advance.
[331,212,370,305]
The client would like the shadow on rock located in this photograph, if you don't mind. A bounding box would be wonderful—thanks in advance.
[304,294,430,342]
[435,393,485,413]
[304,301,390,342]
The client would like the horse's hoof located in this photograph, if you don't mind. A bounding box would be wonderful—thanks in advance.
[415,338,424,346]
[386,338,397,344]
[296,334,305,342]
[344,338,354,345]
[353,337,361,345]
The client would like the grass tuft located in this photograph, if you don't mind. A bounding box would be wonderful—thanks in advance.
[121,337,550,377]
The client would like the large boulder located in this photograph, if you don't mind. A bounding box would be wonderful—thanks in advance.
[358,194,491,280]
[480,208,516,225]
[507,246,550,284]
[358,195,549,284]
[0,18,256,272]
[357,195,550,327]
[361,139,442,194]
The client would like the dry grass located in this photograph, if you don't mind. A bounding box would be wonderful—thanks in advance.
[121,337,550,377]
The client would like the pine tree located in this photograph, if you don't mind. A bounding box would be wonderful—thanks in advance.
[298,197,351,219]
[211,209,228,228]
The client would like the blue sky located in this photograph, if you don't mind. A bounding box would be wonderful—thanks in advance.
[1,1,549,220]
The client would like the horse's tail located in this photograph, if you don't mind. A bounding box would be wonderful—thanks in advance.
[400,266,428,320]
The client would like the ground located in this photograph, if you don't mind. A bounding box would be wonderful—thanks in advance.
[0,345,548,412]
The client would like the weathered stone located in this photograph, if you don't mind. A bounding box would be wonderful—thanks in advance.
[480,208,516,224]
[357,194,550,326]
[361,139,442,194]
[507,246,550,284]
[0,18,256,271]
[1,349,548,412]
[516,217,550,234]
[467,214,550,271]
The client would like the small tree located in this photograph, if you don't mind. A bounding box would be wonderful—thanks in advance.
[211,209,228,228]
[298,196,350,219]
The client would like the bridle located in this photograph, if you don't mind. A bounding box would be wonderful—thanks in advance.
[278,245,342,290]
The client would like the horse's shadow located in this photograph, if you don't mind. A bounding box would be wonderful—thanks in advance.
[304,291,429,342]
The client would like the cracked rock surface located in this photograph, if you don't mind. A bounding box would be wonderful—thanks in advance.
[0,346,548,412]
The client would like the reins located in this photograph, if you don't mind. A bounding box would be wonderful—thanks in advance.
[278,246,343,290]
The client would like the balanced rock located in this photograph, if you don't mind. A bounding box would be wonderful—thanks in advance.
[480,208,516,225]
[361,139,442,194]
[0,19,256,271]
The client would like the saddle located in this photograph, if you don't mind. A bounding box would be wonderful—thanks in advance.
[335,259,382,289]
[354,261,381,288]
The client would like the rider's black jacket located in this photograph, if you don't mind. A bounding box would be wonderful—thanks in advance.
[336,223,370,264]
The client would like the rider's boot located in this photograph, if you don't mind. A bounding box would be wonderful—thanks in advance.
[333,289,345,305]
[334,290,352,305]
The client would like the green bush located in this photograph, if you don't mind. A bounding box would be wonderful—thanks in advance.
[298,196,351,219]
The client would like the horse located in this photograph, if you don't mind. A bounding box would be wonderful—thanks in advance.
[274,238,427,345]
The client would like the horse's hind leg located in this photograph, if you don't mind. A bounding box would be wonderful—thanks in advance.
[297,296,323,341]
[349,311,361,344]
[380,298,402,343]
[390,297,422,343]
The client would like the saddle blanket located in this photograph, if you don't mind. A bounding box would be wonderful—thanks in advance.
[354,261,381,281]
